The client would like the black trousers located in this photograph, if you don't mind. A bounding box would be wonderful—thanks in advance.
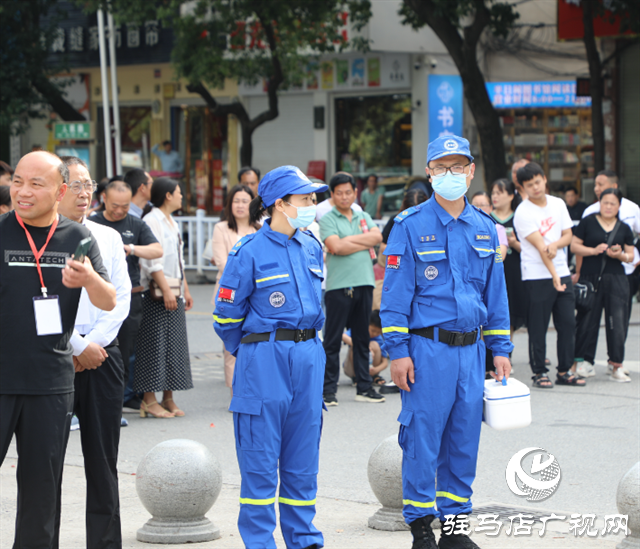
[323,286,373,395]
[525,276,575,375]
[575,274,629,365]
[0,392,74,549]
[54,344,125,549]
[117,292,143,397]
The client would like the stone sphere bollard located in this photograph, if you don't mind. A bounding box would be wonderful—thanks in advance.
[136,439,222,544]
[617,461,640,549]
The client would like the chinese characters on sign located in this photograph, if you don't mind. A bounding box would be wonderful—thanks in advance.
[51,21,161,53]
[442,513,628,538]
[54,122,92,140]
[428,74,463,143]
[485,80,592,108]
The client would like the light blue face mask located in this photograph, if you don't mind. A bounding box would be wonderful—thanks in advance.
[284,202,317,229]
[431,172,468,201]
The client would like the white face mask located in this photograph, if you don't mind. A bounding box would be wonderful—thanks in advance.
[283,202,317,229]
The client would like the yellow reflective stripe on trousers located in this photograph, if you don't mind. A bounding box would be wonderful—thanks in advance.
[417,250,445,255]
[436,491,469,503]
[239,497,276,505]
[382,326,409,334]
[255,274,290,283]
[482,329,511,336]
[213,315,245,324]
[278,497,316,506]
[403,499,436,508]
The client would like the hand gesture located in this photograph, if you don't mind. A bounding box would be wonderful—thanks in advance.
[163,290,178,311]
[77,342,108,369]
[593,243,608,255]
[546,243,558,260]
[606,244,622,259]
[490,356,512,382]
[184,289,194,311]
[391,357,415,392]
[552,274,566,293]
[62,257,96,289]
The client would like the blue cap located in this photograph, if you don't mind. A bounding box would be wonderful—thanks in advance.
[427,135,474,165]
[258,165,328,207]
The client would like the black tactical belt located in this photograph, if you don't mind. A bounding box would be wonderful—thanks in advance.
[241,329,317,344]
[409,327,478,347]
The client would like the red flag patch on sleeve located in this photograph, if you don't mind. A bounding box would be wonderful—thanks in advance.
[218,287,236,303]
[386,255,400,269]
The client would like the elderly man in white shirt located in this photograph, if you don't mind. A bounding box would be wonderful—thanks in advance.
[56,157,131,549]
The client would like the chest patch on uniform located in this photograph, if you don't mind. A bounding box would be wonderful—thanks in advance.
[424,266,439,280]
[476,234,490,241]
[218,288,236,303]
[419,235,436,243]
[386,255,401,269]
[269,291,286,308]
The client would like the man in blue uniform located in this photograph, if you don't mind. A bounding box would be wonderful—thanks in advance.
[381,136,513,549]
[213,166,327,549]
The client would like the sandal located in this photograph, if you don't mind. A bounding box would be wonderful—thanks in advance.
[556,372,586,387]
[372,375,386,386]
[532,373,553,389]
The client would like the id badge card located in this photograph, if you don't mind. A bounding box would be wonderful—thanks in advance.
[33,296,63,336]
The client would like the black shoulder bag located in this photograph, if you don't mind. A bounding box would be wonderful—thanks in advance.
[574,219,621,313]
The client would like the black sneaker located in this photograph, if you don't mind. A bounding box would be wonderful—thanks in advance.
[409,515,438,549]
[438,517,480,549]
[355,387,385,403]
[323,393,338,407]
[379,381,400,394]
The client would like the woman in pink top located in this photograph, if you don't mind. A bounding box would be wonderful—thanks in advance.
[210,185,261,393]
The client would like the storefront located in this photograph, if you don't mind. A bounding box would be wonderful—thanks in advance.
[487,80,593,197]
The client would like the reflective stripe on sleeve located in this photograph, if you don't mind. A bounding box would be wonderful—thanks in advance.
[417,250,445,255]
[482,329,511,336]
[278,497,316,506]
[473,247,495,253]
[213,314,245,324]
[239,497,276,505]
[403,499,436,508]
[255,274,290,283]
[436,491,469,503]
[382,326,409,334]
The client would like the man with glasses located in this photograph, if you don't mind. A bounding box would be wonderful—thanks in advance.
[91,182,163,412]
[319,172,384,406]
[56,157,131,547]
[380,136,512,549]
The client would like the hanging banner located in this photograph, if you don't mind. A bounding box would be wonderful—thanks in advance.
[485,80,592,108]
[195,159,207,210]
[212,159,223,212]
[428,74,463,142]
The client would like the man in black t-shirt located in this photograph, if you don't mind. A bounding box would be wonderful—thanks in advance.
[91,181,162,410]
[565,186,587,221]
[0,151,115,549]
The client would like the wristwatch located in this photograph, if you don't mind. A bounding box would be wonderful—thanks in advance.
[129,243,135,256]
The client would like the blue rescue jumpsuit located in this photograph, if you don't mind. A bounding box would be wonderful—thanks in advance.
[380,197,513,523]
[213,219,326,549]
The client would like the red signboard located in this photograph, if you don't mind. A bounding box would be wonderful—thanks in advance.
[557,0,636,41]
[307,160,326,182]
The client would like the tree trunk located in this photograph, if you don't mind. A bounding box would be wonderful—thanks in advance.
[240,123,254,166]
[581,0,605,173]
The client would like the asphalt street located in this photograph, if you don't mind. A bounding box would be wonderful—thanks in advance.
[2,283,638,548]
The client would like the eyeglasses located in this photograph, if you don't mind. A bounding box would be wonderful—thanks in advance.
[430,163,471,178]
[69,180,97,194]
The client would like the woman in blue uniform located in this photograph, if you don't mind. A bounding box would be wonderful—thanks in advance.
[213,166,328,549]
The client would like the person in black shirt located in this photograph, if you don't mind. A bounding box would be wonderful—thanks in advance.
[564,186,588,221]
[571,188,635,382]
[0,151,115,549]
[91,181,162,410]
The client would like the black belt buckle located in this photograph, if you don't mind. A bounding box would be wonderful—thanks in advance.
[446,330,465,346]
[294,329,306,343]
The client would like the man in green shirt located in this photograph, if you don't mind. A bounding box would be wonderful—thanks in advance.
[320,173,384,406]
[360,174,385,219]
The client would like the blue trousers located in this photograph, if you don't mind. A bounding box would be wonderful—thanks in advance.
[230,337,326,549]
[398,332,484,523]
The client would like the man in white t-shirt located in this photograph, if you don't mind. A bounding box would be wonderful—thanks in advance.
[513,162,585,389]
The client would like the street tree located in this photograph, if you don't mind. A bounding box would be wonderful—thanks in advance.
[0,0,86,134]
[400,0,518,185]
[91,0,371,166]
[579,0,639,173]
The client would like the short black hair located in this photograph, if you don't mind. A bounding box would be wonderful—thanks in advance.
[369,309,382,329]
[565,186,578,194]
[471,190,489,200]
[124,168,149,197]
[329,172,355,193]
[516,162,545,185]
[0,160,14,177]
[104,180,132,196]
[162,140,172,146]
[367,173,377,181]
[597,169,618,185]
[238,166,260,181]
[109,174,124,183]
[600,187,623,204]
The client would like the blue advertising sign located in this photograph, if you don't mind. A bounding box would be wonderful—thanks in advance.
[428,75,464,143]
[485,80,591,108]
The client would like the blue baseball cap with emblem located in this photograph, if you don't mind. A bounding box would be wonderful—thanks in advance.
[427,135,474,165]
[258,165,328,207]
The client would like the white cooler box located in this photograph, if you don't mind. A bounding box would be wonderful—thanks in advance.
[483,377,531,430]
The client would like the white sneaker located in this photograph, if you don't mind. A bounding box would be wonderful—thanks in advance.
[609,368,631,383]
[575,363,596,378]
[607,363,630,375]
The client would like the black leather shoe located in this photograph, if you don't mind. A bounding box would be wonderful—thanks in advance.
[409,515,438,549]
[438,519,480,549]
